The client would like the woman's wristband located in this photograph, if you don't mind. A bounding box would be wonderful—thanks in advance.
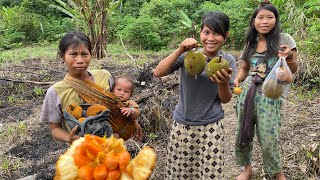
[286,60,296,64]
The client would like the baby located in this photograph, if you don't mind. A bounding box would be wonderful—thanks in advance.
[111,76,142,140]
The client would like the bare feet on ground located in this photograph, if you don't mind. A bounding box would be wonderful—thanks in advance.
[237,165,253,180]
[275,172,286,180]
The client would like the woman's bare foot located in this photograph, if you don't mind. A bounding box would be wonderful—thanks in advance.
[275,172,286,180]
[237,164,253,180]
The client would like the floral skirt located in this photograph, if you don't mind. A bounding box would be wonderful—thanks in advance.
[235,84,283,175]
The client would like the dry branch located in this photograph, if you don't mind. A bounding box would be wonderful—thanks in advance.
[0,78,56,85]
[119,34,135,61]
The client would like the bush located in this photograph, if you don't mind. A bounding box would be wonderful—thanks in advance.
[121,0,148,17]
[0,6,75,49]
[0,7,41,48]
[21,0,59,17]
[38,16,76,42]
[120,15,165,51]
[108,15,136,43]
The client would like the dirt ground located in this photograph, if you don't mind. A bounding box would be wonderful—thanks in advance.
[0,57,319,180]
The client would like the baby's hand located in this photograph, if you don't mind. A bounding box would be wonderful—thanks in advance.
[120,107,134,117]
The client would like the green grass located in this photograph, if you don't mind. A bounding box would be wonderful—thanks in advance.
[0,122,28,143]
[0,155,21,174]
[106,43,171,65]
[291,84,319,101]
[108,43,170,56]
[0,42,58,66]
[0,42,171,67]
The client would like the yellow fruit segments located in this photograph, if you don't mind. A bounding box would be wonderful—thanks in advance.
[233,86,243,95]
[54,135,157,180]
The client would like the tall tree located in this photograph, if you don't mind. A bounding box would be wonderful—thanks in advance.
[51,0,122,59]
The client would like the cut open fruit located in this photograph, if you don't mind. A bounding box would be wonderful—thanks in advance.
[54,135,157,180]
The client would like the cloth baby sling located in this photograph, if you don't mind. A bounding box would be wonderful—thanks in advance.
[64,73,136,140]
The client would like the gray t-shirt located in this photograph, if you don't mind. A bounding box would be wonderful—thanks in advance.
[170,51,236,126]
[240,33,296,98]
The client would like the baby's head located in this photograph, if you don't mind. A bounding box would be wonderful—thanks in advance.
[112,76,135,102]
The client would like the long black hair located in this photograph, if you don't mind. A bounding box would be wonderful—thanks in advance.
[242,1,281,62]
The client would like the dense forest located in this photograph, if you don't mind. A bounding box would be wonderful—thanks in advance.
[0,0,319,179]
[0,0,319,88]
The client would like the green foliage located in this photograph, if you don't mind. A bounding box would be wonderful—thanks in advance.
[1,156,10,173]
[121,0,147,17]
[275,0,320,86]
[50,0,123,58]
[291,84,318,101]
[218,0,255,50]
[178,10,199,38]
[18,121,27,136]
[120,16,164,51]
[118,0,198,50]
[304,0,320,16]
[7,95,16,104]
[38,16,75,42]
[0,0,22,7]
[33,86,45,96]
[0,0,318,85]
[0,6,42,49]
[139,0,179,44]
[302,0,320,56]
[270,0,285,7]
[147,132,158,141]
[0,122,28,144]
[17,84,26,93]
[21,0,59,17]
[108,14,135,42]
[139,0,173,18]
[0,31,23,50]
[49,0,86,31]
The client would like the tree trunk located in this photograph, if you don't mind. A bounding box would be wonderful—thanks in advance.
[91,0,107,59]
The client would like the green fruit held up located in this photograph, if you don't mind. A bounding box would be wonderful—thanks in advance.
[184,50,206,76]
[206,55,229,78]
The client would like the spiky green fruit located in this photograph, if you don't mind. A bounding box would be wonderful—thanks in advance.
[206,56,229,78]
[184,50,206,76]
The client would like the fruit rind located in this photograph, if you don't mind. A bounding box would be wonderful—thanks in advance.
[184,50,206,76]
[206,56,229,78]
